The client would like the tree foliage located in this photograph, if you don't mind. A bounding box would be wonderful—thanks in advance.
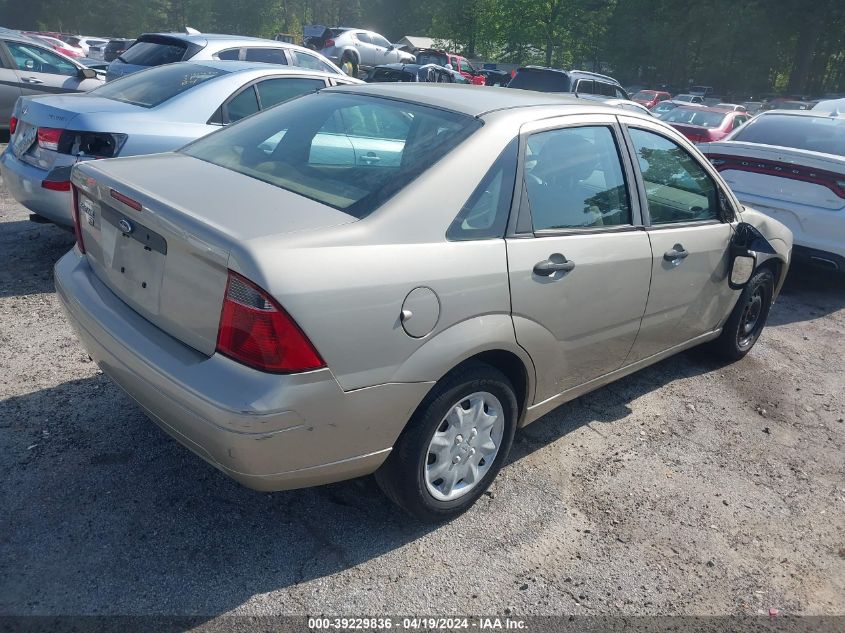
[2,0,842,95]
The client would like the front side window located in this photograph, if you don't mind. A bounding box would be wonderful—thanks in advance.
[91,63,226,108]
[6,43,77,76]
[524,126,631,231]
[290,50,334,73]
[182,93,481,218]
[371,34,391,48]
[628,128,719,224]
[244,48,287,64]
[459,60,473,74]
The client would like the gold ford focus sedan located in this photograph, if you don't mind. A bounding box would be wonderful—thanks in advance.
[55,84,792,521]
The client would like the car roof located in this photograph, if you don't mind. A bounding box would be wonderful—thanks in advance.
[758,108,845,120]
[326,83,628,117]
[516,66,621,85]
[183,59,352,79]
[140,32,297,46]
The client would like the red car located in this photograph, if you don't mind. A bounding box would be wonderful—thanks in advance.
[658,106,750,143]
[631,89,671,110]
[414,49,485,85]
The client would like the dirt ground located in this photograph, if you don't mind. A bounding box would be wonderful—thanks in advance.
[1,142,843,620]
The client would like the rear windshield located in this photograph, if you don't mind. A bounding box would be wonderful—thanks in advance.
[660,108,726,128]
[733,114,845,157]
[508,69,571,93]
[182,92,482,218]
[370,67,415,82]
[118,36,189,66]
[90,63,226,108]
[633,91,656,100]
[415,51,448,67]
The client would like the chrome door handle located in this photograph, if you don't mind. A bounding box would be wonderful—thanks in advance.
[533,255,575,277]
[663,245,689,261]
[22,77,44,84]
[360,154,380,163]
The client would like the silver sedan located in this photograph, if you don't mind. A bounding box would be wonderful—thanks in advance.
[56,84,792,521]
[1,61,360,226]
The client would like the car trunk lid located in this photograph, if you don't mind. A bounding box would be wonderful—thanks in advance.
[70,152,356,356]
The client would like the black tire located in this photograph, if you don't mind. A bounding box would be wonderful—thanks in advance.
[340,54,358,77]
[711,267,775,360]
[375,362,518,522]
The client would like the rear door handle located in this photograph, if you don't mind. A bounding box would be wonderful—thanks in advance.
[663,245,689,261]
[533,255,576,277]
[22,77,44,84]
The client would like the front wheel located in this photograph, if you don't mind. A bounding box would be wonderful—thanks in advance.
[375,363,517,522]
[712,267,775,360]
[340,55,358,77]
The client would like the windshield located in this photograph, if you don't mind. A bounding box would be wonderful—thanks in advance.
[182,92,482,218]
[733,114,845,157]
[91,63,226,108]
[660,108,726,128]
[633,91,656,100]
[508,69,571,92]
[118,37,189,66]
[415,51,449,67]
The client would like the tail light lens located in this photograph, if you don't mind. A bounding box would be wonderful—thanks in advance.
[41,180,70,191]
[9,116,16,135]
[34,129,127,157]
[37,127,63,151]
[217,271,325,373]
[71,185,86,254]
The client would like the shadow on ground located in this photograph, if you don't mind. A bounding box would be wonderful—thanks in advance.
[767,262,845,326]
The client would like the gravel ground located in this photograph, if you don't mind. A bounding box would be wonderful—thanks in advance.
[1,142,843,620]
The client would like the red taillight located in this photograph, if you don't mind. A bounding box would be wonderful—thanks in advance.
[109,188,142,211]
[41,180,70,191]
[325,38,335,47]
[37,127,63,151]
[216,271,325,373]
[71,185,86,254]
[9,116,16,135]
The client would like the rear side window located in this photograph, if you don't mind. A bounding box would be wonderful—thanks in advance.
[91,63,226,108]
[628,128,719,224]
[447,138,518,240]
[226,87,259,122]
[182,92,482,218]
[508,69,571,93]
[355,32,372,44]
[119,37,189,66]
[732,114,845,157]
[524,126,631,230]
[596,82,616,97]
[256,77,325,108]
[370,68,414,82]
[216,48,241,61]
[576,80,595,94]
[244,48,287,64]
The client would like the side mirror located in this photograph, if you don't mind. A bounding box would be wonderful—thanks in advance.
[79,67,97,79]
[728,222,775,289]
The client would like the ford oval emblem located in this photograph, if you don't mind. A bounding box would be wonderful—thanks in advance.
[118,218,133,234]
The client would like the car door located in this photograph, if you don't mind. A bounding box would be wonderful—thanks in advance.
[370,33,395,64]
[354,32,374,67]
[0,43,23,125]
[4,41,85,95]
[620,118,738,362]
[506,115,653,402]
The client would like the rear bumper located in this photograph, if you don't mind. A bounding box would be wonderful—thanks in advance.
[55,249,433,491]
[791,245,845,272]
[730,191,844,260]
[0,149,73,226]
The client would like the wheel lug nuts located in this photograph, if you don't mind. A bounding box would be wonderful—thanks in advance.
[469,448,476,456]
[454,434,463,445]
[452,455,461,464]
